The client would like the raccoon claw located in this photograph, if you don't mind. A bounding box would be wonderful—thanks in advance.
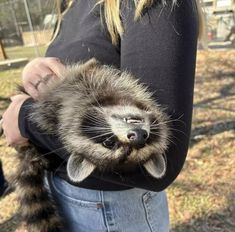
[67,155,96,182]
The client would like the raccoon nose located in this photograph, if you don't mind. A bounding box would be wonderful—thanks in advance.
[127,129,148,148]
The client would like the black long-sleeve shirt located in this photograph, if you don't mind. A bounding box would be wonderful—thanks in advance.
[19,0,198,191]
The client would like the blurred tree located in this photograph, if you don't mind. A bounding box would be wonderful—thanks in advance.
[0,0,55,44]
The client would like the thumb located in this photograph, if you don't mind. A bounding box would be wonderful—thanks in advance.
[10,95,18,101]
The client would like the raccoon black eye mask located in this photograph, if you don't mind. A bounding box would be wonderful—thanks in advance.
[2,58,170,232]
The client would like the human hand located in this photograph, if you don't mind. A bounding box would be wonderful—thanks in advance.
[2,95,31,146]
[22,57,65,99]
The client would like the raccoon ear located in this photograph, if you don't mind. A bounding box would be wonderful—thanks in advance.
[67,155,96,182]
[143,154,166,179]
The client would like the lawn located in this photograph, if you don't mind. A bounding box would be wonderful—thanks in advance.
[5,45,47,60]
[0,47,234,232]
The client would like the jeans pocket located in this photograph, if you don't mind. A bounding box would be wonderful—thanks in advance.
[50,174,104,210]
[142,191,169,232]
[49,174,106,231]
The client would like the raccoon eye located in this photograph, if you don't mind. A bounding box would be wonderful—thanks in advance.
[102,137,116,149]
[123,117,144,124]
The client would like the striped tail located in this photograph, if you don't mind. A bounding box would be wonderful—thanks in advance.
[13,146,63,232]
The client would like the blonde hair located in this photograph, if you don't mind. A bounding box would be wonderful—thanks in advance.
[54,0,204,45]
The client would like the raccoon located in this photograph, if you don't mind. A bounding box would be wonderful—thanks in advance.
[4,59,170,232]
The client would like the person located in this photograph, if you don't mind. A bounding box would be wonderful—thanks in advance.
[2,0,202,231]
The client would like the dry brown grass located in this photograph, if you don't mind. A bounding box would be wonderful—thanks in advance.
[0,50,234,232]
[169,50,235,232]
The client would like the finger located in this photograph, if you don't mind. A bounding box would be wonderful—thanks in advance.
[46,58,65,78]
[10,96,17,101]
[37,66,55,78]
[37,81,48,93]
[29,74,42,86]
[24,83,39,99]
[41,73,57,85]
[33,61,64,79]
[10,94,30,102]
[22,66,53,86]
[10,95,24,102]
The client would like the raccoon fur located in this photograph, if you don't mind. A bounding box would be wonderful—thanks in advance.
[6,59,170,232]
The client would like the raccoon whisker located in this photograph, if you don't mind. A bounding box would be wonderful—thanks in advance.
[104,134,116,141]
[54,159,67,176]
[149,131,163,136]
[169,138,178,146]
[150,118,158,126]
[83,117,107,126]
[90,91,104,111]
[26,144,73,161]
[27,130,111,160]
[59,132,115,148]
[83,114,106,123]
[84,132,114,141]
[84,114,105,120]
[151,117,185,127]
[92,105,105,114]
[61,132,114,144]
[80,126,112,131]
[151,121,171,127]
[80,128,112,132]
[170,114,185,125]
[149,132,168,139]
[80,125,111,129]
[84,111,105,118]
[112,170,126,182]
[166,131,186,144]
[81,120,109,128]
[149,131,176,146]
[80,113,108,126]
[164,137,177,146]
[82,121,108,128]
[81,129,113,134]
[151,126,187,137]
[163,115,185,125]
[166,127,187,136]
[88,83,106,113]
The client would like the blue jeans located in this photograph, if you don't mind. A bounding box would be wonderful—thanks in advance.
[47,173,169,232]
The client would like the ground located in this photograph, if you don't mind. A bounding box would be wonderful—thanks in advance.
[0,47,234,232]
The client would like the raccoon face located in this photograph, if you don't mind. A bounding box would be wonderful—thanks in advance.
[103,105,151,149]
[66,103,169,183]
[82,105,152,150]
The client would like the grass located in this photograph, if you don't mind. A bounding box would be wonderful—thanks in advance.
[0,47,234,232]
[5,45,47,60]
[169,50,235,232]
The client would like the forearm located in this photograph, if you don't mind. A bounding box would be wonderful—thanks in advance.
[19,98,68,160]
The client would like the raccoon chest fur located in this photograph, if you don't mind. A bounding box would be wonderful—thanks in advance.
[11,59,170,232]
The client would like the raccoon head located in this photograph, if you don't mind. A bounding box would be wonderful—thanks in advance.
[53,59,170,183]
[65,102,170,183]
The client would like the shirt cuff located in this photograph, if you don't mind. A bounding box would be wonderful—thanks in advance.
[18,98,35,138]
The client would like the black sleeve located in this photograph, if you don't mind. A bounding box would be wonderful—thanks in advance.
[19,98,68,160]
[93,0,199,190]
